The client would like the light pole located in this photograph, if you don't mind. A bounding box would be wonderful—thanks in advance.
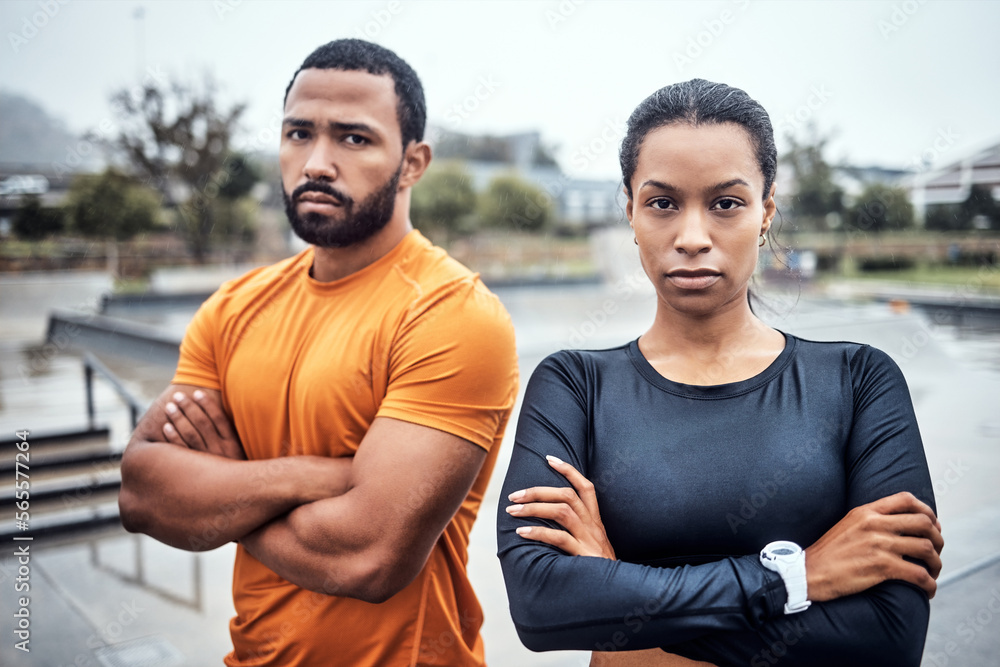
[133,6,145,79]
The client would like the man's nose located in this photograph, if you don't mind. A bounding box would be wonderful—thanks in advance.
[302,138,338,182]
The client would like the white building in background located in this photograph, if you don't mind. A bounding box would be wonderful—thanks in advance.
[427,127,623,230]
[902,141,1000,225]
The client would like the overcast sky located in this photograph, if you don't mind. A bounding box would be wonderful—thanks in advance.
[2,0,998,179]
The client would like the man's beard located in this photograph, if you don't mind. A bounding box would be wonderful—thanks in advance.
[283,163,402,248]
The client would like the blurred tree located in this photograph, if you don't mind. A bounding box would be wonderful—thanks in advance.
[410,161,478,242]
[780,126,844,231]
[217,153,260,200]
[68,168,160,241]
[101,74,247,261]
[923,203,964,232]
[12,195,65,240]
[478,173,554,233]
[846,183,915,233]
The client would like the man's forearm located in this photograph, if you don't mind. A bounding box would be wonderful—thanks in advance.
[119,439,352,551]
[241,488,435,604]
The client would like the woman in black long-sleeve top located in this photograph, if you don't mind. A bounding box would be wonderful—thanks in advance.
[496,79,943,667]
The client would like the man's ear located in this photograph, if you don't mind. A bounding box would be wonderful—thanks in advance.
[398,141,432,189]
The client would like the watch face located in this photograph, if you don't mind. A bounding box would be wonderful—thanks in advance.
[773,547,795,556]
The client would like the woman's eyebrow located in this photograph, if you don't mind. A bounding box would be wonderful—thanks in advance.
[709,178,751,192]
[638,178,751,193]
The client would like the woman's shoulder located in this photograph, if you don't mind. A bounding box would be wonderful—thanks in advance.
[783,333,904,379]
[540,342,632,370]
[528,342,633,387]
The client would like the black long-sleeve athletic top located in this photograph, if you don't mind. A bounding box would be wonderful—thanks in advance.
[497,333,936,667]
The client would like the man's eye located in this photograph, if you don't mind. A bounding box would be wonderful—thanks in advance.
[345,135,368,145]
[287,129,309,140]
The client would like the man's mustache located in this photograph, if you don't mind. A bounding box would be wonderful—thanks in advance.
[292,181,352,207]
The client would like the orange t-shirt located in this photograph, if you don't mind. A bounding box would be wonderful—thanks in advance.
[172,230,518,666]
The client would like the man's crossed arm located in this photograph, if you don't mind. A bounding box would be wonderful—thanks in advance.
[119,384,487,602]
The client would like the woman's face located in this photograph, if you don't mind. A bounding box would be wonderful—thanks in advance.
[626,122,776,317]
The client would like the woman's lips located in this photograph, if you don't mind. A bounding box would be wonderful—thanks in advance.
[665,270,721,290]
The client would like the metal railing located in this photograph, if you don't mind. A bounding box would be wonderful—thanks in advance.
[83,351,149,430]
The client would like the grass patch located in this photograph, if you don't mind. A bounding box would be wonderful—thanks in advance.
[836,264,1000,291]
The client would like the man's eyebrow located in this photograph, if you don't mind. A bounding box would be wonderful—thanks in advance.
[281,118,377,135]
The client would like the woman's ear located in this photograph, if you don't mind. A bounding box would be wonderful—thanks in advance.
[625,188,634,225]
[398,141,432,189]
[761,183,777,235]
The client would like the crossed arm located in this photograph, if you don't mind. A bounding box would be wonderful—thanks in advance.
[119,383,486,602]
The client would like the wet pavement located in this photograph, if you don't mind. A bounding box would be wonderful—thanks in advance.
[1,270,999,666]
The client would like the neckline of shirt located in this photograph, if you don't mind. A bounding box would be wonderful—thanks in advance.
[626,331,797,399]
[299,229,427,294]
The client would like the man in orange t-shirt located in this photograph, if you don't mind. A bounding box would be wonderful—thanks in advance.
[119,39,518,666]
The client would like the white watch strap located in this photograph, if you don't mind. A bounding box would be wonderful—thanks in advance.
[781,566,811,614]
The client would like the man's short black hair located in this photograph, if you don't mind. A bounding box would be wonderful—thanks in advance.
[284,39,426,147]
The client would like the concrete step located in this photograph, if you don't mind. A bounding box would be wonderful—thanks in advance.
[2,426,123,540]
[1,499,120,540]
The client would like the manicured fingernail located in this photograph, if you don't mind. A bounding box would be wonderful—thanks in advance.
[163,423,175,434]
[546,455,564,466]
[516,526,532,536]
[506,504,523,513]
[165,402,178,414]
[508,490,525,502]
[193,390,205,400]
[172,392,185,402]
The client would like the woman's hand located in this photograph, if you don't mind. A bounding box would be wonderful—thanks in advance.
[506,455,616,560]
[805,491,944,600]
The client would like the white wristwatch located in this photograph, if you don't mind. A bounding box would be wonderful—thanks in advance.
[759,541,811,614]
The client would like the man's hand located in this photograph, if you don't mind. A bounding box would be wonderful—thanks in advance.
[239,416,488,602]
[162,389,245,460]
[120,383,354,550]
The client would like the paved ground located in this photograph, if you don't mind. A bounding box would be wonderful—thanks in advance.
[1,270,998,666]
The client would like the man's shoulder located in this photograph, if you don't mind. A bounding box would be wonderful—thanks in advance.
[395,233,508,322]
[213,249,311,299]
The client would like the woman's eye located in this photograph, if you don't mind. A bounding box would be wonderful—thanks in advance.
[713,198,741,211]
[650,199,674,210]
